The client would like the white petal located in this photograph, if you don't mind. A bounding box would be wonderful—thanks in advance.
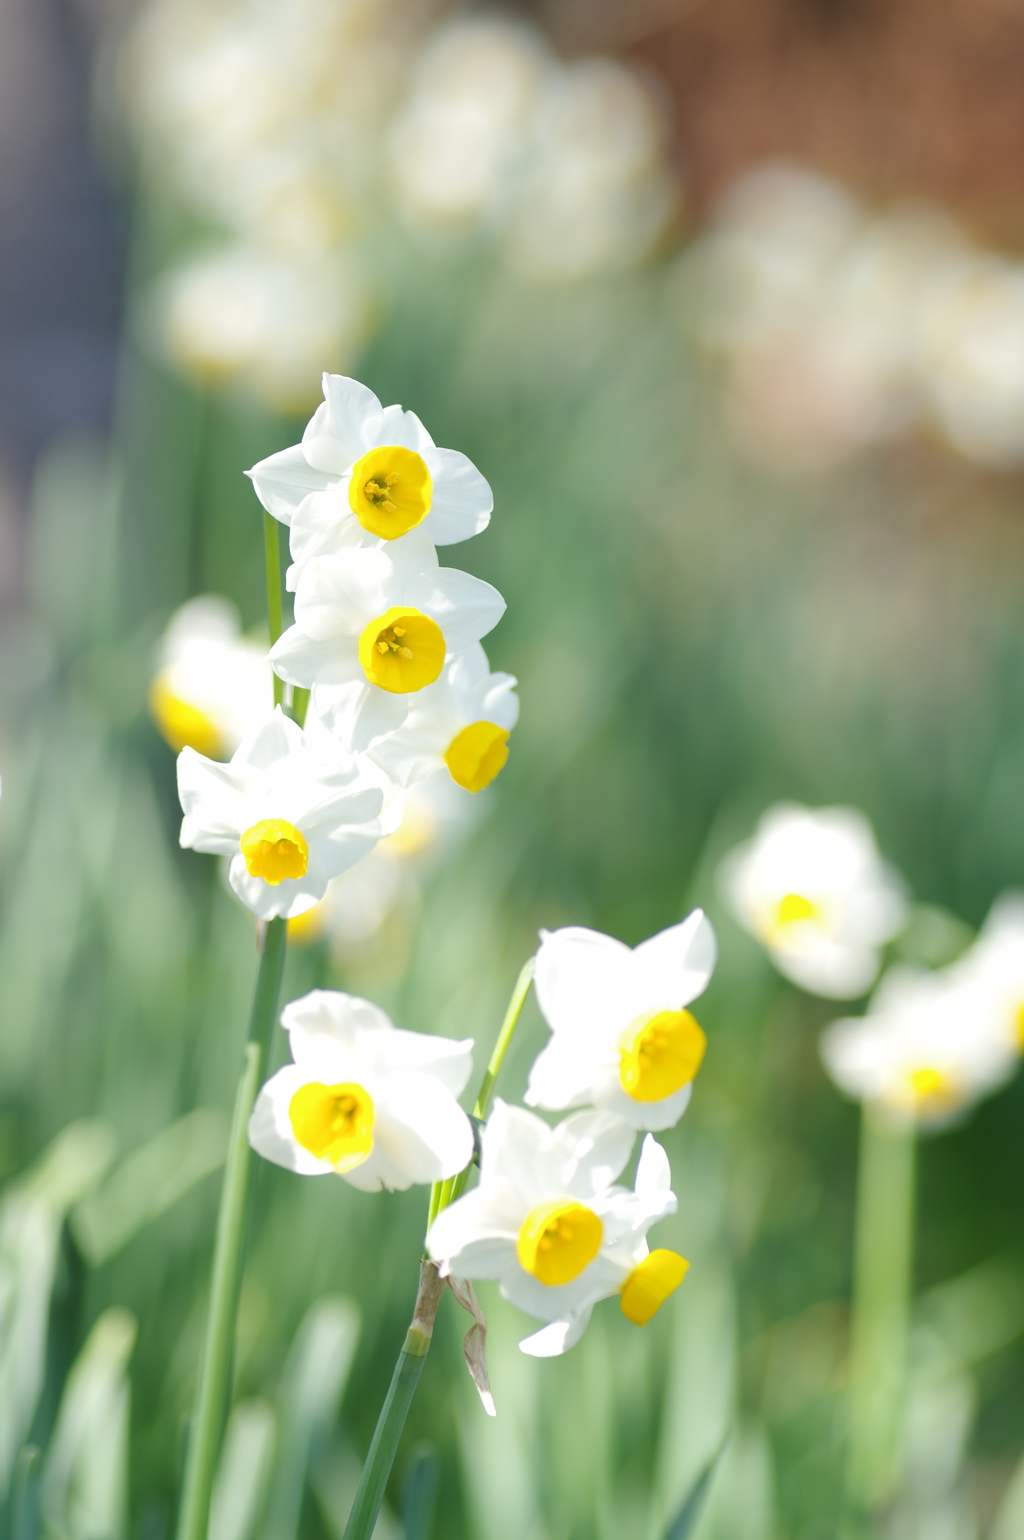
[284,990,393,1075]
[591,1074,694,1133]
[774,942,882,1000]
[176,750,248,853]
[369,1028,474,1096]
[426,1180,524,1277]
[293,549,393,640]
[234,707,304,769]
[421,447,493,544]
[478,1101,550,1194]
[303,375,385,474]
[247,444,332,525]
[534,927,633,1041]
[634,1134,671,1196]
[372,403,434,452]
[404,567,506,649]
[543,1110,636,1198]
[312,681,409,753]
[524,1037,600,1111]
[519,1307,595,1357]
[270,627,362,689]
[629,910,717,1013]
[374,1081,474,1185]
[228,853,330,920]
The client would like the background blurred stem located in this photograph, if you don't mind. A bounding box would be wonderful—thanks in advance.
[846,1105,916,1515]
[175,917,288,1540]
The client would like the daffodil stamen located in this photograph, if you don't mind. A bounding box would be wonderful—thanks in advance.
[288,1080,375,1172]
[358,606,445,693]
[619,1009,706,1102]
[517,1199,602,1286]
[240,818,309,884]
[348,446,432,538]
[620,1250,689,1326]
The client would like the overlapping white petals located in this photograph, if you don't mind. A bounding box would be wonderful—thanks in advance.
[719,802,908,999]
[248,373,493,545]
[525,911,717,1130]
[820,966,1017,1129]
[177,707,383,919]
[426,1102,678,1354]
[249,989,475,1191]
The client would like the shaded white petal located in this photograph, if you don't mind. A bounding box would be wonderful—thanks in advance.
[372,403,434,452]
[524,1037,601,1111]
[270,627,362,689]
[534,927,633,1040]
[404,567,506,649]
[629,910,718,1012]
[590,1074,694,1133]
[284,990,393,1074]
[427,1180,524,1277]
[228,853,329,920]
[312,681,409,753]
[421,447,493,544]
[369,1029,474,1096]
[247,444,332,525]
[176,750,249,852]
[373,1081,474,1186]
[303,375,384,474]
[234,707,305,770]
[519,1305,596,1357]
[478,1101,551,1195]
[775,942,881,1000]
[543,1110,635,1198]
[293,549,392,640]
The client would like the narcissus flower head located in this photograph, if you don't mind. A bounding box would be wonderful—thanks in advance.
[269,529,505,748]
[149,596,273,759]
[820,965,1017,1130]
[719,802,907,999]
[525,911,716,1131]
[177,707,383,919]
[248,373,492,547]
[249,989,475,1191]
[426,1102,686,1356]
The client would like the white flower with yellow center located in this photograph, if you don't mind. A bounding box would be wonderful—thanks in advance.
[820,966,1017,1129]
[269,528,505,744]
[426,1101,687,1357]
[525,911,716,1132]
[149,595,274,760]
[248,373,492,547]
[948,894,1024,1055]
[177,707,383,920]
[318,642,519,793]
[248,990,475,1192]
[718,803,908,999]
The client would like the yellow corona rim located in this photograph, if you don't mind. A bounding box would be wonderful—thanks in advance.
[516,1199,603,1286]
[239,818,309,885]
[620,1250,689,1326]
[619,1009,706,1103]
[357,606,446,694]
[348,445,432,539]
[288,1081,375,1172]
[444,720,510,793]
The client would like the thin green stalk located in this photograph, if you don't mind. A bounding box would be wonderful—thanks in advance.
[176,917,288,1540]
[846,1104,916,1514]
[264,511,285,708]
[341,1264,447,1540]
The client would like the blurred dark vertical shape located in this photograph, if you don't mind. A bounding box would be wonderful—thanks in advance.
[0,0,125,603]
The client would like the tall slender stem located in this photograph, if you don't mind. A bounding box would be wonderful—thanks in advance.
[175,917,288,1540]
[264,511,285,708]
[846,1104,916,1514]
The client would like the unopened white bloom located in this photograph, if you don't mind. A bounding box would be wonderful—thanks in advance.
[947,893,1024,1056]
[177,707,382,919]
[249,374,492,548]
[526,911,716,1131]
[149,596,273,759]
[427,1102,687,1355]
[249,989,474,1191]
[820,966,1017,1129]
[330,643,520,793]
[270,528,505,745]
[719,803,907,999]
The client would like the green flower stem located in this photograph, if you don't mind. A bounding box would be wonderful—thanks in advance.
[264,511,285,708]
[846,1104,916,1514]
[342,1263,447,1540]
[175,916,288,1540]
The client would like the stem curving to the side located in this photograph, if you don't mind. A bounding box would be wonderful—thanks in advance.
[175,916,288,1540]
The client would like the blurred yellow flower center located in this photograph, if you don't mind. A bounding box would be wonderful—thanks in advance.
[358,606,445,693]
[775,892,821,928]
[908,1065,951,1104]
[288,1081,375,1172]
[240,819,309,884]
[619,1010,706,1102]
[287,899,327,945]
[620,1249,690,1326]
[444,721,510,792]
[149,675,223,758]
[517,1200,602,1286]
[349,446,432,539]
[1014,1002,1024,1051]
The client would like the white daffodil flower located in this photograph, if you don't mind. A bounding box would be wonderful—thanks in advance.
[426,1101,687,1357]
[249,989,474,1192]
[248,373,492,548]
[317,642,519,793]
[149,595,274,760]
[718,803,908,999]
[947,893,1024,1056]
[525,911,717,1132]
[177,707,383,920]
[820,966,1017,1130]
[269,528,505,746]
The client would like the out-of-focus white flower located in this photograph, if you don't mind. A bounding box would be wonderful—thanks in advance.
[947,893,1024,1055]
[270,528,505,746]
[149,596,273,760]
[249,374,493,547]
[916,255,1024,468]
[820,966,1017,1129]
[177,707,382,920]
[249,989,474,1191]
[525,912,716,1131]
[719,803,907,999]
[148,246,370,413]
[427,1102,687,1355]
[330,643,520,793]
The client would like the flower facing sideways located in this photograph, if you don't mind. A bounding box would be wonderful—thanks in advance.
[820,965,1017,1130]
[427,1102,687,1356]
[719,802,907,999]
[177,707,383,920]
[948,893,1024,1056]
[248,373,493,547]
[249,990,475,1191]
[525,911,717,1131]
[149,595,273,759]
